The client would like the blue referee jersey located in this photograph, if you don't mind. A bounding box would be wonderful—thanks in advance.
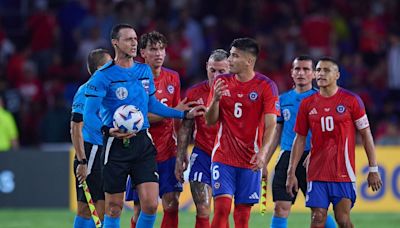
[84,61,184,131]
[278,88,317,151]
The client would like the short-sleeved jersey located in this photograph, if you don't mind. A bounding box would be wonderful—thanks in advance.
[149,67,181,162]
[85,61,156,129]
[278,88,317,151]
[208,73,280,169]
[295,88,369,182]
[186,80,219,155]
[72,83,103,145]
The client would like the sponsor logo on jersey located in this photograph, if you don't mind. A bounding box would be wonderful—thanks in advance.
[87,84,97,91]
[249,91,258,101]
[214,182,220,189]
[275,101,280,111]
[324,108,330,112]
[336,105,346,114]
[196,98,204,105]
[237,93,243,98]
[249,192,259,199]
[157,89,163,93]
[309,108,318,115]
[167,85,174,94]
[222,90,231,97]
[115,87,128,100]
[283,108,291,121]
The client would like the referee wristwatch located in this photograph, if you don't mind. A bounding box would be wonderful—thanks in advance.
[77,159,88,165]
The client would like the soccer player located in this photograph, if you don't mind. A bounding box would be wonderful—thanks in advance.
[175,49,230,228]
[71,48,112,227]
[263,55,336,228]
[125,31,195,228]
[286,57,383,228]
[205,38,280,228]
[83,24,204,228]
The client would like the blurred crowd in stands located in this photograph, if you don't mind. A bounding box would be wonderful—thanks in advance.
[0,0,399,148]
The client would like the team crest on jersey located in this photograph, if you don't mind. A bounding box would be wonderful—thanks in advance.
[167,85,174,94]
[283,109,290,121]
[141,79,150,94]
[336,105,346,114]
[249,91,258,101]
[115,87,128,100]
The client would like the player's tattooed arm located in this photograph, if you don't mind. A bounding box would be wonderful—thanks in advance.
[175,119,194,183]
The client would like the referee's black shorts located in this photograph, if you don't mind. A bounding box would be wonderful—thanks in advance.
[272,150,308,203]
[74,142,104,203]
[102,130,158,194]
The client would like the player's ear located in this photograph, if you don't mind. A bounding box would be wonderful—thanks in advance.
[140,49,146,58]
[111,39,117,48]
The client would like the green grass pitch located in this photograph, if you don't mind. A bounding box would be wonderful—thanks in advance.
[0,209,399,227]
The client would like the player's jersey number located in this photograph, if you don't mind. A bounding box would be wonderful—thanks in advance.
[321,116,334,132]
[212,165,220,180]
[234,102,242,118]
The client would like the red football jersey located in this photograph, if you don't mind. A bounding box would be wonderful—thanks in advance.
[186,80,219,155]
[149,67,180,162]
[208,73,280,168]
[295,88,369,182]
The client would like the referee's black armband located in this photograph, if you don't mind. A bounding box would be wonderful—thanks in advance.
[101,125,111,137]
[71,112,83,123]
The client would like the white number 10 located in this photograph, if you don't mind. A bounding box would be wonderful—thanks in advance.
[321,116,334,132]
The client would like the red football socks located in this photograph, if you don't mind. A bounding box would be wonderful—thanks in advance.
[233,204,251,228]
[195,215,210,228]
[161,208,178,228]
[211,197,232,228]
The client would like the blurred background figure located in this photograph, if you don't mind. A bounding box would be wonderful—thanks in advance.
[0,95,19,152]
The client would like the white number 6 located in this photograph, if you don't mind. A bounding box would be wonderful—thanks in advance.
[234,102,242,118]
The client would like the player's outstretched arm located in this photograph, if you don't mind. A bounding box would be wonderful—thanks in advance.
[286,134,305,197]
[359,126,383,191]
[175,119,194,183]
[205,79,226,125]
[148,97,198,123]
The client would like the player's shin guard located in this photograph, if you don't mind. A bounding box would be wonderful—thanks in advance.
[211,197,232,228]
[271,216,288,228]
[233,204,251,228]
[136,211,156,228]
[73,215,96,228]
[195,215,210,228]
[103,214,120,228]
[161,208,178,228]
[325,214,336,228]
